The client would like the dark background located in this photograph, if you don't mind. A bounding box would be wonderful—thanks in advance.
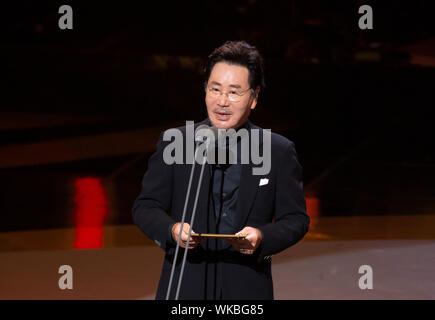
[1,0,434,232]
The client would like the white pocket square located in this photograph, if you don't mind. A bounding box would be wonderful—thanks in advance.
[259,178,269,186]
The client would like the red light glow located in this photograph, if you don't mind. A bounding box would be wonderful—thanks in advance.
[305,196,320,231]
[73,177,109,249]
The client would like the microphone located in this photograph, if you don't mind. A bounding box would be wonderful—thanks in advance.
[195,124,218,144]
[166,123,217,300]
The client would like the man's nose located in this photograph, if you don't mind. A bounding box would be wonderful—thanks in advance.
[217,93,230,106]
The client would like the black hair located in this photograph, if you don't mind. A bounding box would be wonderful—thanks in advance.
[204,41,265,95]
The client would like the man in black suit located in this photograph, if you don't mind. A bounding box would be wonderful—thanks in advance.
[132,41,310,299]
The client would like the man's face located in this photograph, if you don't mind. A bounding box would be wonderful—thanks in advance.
[205,62,258,129]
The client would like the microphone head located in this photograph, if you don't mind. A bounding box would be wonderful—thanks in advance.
[195,125,218,143]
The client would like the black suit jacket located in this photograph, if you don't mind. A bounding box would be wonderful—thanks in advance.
[132,119,310,299]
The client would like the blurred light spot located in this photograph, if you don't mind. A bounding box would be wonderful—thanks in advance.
[306,196,320,231]
[74,177,109,249]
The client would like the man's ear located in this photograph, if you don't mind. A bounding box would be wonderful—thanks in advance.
[250,86,260,110]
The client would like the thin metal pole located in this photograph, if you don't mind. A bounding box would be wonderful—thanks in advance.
[165,147,200,300]
[175,149,208,300]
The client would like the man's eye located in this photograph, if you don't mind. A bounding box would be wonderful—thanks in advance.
[212,88,220,92]
[231,90,239,95]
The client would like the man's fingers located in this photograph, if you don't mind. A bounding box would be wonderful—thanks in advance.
[247,234,256,240]
[182,223,194,233]
[237,226,251,234]
[180,229,202,249]
[179,232,188,242]
[240,248,254,255]
[177,223,194,242]
[223,227,261,255]
[172,222,198,249]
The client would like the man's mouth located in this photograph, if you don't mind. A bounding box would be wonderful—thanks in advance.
[215,111,231,121]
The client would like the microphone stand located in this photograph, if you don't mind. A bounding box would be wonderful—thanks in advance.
[166,136,211,300]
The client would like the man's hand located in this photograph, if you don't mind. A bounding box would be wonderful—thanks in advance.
[172,222,203,249]
[226,226,262,255]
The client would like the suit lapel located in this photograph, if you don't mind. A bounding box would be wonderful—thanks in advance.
[234,121,263,231]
